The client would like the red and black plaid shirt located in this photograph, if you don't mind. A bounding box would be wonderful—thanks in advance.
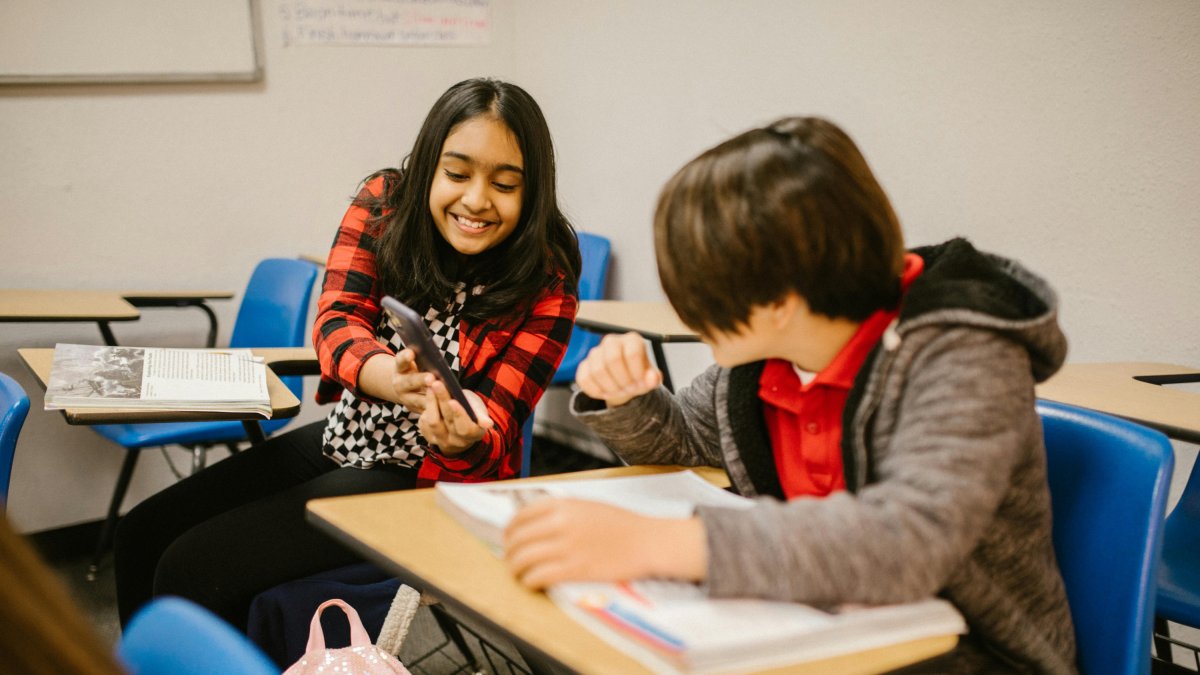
[312,177,578,484]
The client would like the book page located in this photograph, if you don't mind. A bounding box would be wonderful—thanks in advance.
[142,348,268,401]
[436,470,752,546]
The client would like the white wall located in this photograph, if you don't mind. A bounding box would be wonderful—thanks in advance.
[2,0,1198,532]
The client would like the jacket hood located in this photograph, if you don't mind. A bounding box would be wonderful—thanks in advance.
[901,238,1067,383]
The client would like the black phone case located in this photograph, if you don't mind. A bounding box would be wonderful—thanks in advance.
[380,295,478,423]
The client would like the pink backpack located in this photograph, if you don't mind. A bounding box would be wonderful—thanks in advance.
[283,599,411,674]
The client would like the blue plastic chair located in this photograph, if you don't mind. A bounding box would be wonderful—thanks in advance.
[1038,400,1174,675]
[520,412,535,478]
[119,596,279,675]
[551,232,611,386]
[85,258,319,578]
[1154,445,1200,663]
[0,372,31,513]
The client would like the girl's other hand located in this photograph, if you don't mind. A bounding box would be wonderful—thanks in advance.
[418,380,493,455]
[575,332,663,407]
[502,498,707,589]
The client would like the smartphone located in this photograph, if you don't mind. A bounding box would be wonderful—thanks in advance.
[380,295,478,422]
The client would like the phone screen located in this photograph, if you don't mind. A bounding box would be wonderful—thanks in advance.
[380,295,478,423]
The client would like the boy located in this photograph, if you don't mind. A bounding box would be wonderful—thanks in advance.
[504,117,1077,672]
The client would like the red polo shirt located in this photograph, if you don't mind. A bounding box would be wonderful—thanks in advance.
[759,254,924,500]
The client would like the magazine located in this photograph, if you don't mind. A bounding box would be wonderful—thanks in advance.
[43,343,272,417]
[435,470,967,674]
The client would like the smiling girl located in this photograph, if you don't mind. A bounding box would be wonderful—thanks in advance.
[114,78,581,630]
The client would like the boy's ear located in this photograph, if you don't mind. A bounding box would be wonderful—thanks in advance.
[770,293,806,329]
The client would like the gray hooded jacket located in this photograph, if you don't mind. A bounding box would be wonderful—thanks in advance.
[572,238,1077,673]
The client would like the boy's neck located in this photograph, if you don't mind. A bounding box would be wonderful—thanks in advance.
[784,314,860,373]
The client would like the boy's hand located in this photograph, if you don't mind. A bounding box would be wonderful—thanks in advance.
[575,332,663,407]
[418,380,493,456]
[503,498,707,589]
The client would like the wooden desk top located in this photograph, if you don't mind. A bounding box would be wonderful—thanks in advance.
[0,289,140,322]
[577,301,700,343]
[1036,362,1200,444]
[18,347,302,425]
[306,465,956,675]
[118,290,234,303]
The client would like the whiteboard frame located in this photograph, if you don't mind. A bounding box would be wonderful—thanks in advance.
[0,0,263,86]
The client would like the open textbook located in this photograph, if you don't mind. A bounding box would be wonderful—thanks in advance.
[435,470,967,674]
[43,343,272,417]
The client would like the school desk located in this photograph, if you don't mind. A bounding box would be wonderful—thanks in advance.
[0,288,232,346]
[305,464,958,675]
[575,301,700,392]
[1036,362,1200,444]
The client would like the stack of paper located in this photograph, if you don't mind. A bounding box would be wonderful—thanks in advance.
[435,470,966,673]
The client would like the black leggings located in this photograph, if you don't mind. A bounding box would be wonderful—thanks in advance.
[113,420,417,630]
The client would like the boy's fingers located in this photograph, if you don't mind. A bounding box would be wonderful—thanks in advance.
[619,332,658,388]
[583,339,623,395]
[598,333,642,391]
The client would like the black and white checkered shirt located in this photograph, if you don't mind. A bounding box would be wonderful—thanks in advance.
[321,284,480,469]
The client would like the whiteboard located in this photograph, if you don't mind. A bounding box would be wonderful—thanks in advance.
[0,0,261,85]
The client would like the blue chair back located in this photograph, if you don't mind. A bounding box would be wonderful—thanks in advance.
[520,412,534,478]
[118,596,279,675]
[552,232,612,385]
[1156,444,1200,627]
[93,258,319,447]
[1038,400,1173,675]
[229,258,321,413]
[0,373,30,511]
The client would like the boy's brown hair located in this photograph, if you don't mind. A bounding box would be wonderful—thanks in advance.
[654,116,906,336]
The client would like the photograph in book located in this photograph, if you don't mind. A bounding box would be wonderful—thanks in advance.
[43,343,272,417]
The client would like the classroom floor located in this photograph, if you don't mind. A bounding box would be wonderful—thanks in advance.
[45,435,616,674]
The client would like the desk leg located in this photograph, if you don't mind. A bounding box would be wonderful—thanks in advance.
[651,341,674,392]
[88,447,140,581]
[97,321,119,346]
[242,420,266,445]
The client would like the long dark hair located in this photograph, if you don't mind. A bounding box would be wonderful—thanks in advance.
[361,78,580,320]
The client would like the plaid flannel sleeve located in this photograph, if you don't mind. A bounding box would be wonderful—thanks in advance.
[312,178,391,404]
[417,277,578,484]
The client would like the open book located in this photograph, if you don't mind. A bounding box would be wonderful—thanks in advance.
[435,470,966,674]
[43,343,272,417]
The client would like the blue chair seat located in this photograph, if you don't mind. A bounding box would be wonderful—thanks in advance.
[92,417,296,450]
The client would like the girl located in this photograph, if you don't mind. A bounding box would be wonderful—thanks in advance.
[115,78,581,630]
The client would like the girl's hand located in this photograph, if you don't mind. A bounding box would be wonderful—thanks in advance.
[359,350,434,411]
[575,332,663,407]
[389,349,433,412]
[418,380,494,455]
[503,498,708,590]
